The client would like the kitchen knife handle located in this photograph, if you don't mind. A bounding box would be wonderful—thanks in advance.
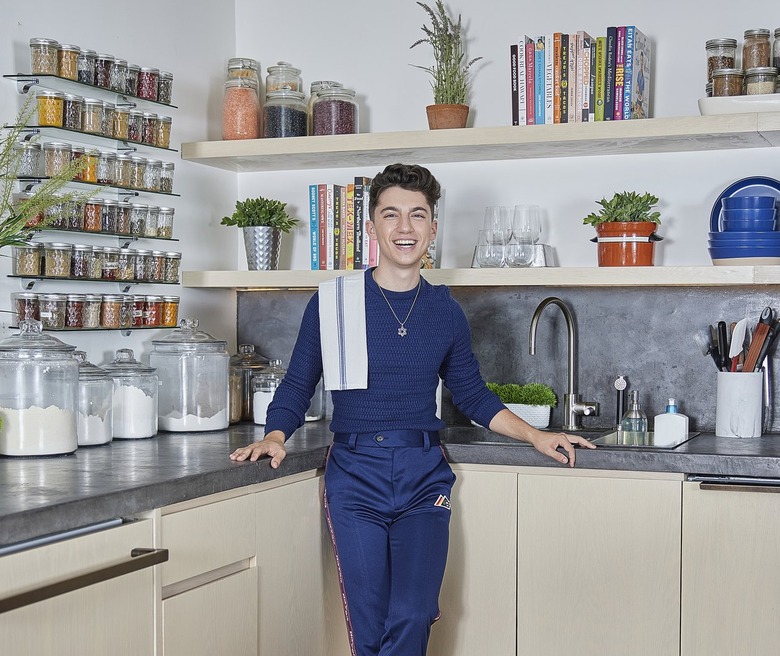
[717,321,730,372]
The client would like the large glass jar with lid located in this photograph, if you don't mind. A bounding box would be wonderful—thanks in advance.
[227,57,260,86]
[743,29,771,70]
[30,38,60,75]
[253,359,286,425]
[265,61,302,94]
[312,88,358,135]
[223,77,260,140]
[74,351,113,446]
[308,80,342,134]
[229,343,270,423]
[0,320,78,456]
[57,44,80,80]
[263,90,307,138]
[705,39,737,83]
[103,348,158,439]
[149,318,230,432]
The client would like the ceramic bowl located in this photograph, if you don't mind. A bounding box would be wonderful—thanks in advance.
[721,195,777,210]
[720,218,776,232]
[721,207,776,221]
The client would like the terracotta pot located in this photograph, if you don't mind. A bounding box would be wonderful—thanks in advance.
[595,222,659,267]
[425,104,469,130]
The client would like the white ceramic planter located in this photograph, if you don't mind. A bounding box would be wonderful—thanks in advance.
[505,403,551,429]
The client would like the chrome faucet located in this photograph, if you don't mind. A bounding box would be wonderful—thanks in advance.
[528,297,599,431]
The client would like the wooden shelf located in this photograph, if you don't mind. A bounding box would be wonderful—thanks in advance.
[181,266,780,289]
[181,113,780,172]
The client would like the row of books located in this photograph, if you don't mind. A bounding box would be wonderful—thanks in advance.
[308,179,378,271]
[509,26,651,126]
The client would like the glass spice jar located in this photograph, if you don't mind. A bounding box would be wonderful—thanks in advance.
[83,294,102,328]
[77,48,96,85]
[745,67,779,95]
[113,107,130,140]
[101,294,123,329]
[57,44,80,80]
[101,101,115,138]
[161,296,180,327]
[133,249,150,280]
[127,109,143,142]
[141,112,158,145]
[744,29,772,70]
[145,206,159,237]
[14,292,40,324]
[39,293,67,329]
[144,295,164,326]
[116,248,135,281]
[66,199,85,230]
[712,68,745,96]
[13,191,43,228]
[308,80,342,134]
[128,156,146,189]
[62,94,83,131]
[156,115,172,149]
[130,204,148,236]
[110,58,128,93]
[44,243,72,278]
[163,252,181,283]
[102,246,120,280]
[223,77,260,140]
[83,198,104,232]
[120,296,134,329]
[97,151,116,185]
[266,61,302,94]
[13,242,43,277]
[159,162,174,193]
[44,200,67,230]
[158,71,174,104]
[82,98,104,134]
[126,64,140,96]
[132,295,146,327]
[81,149,99,183]
[775,29,780,69]
[143,159,161,192]
[37,90,65,127]
[147,250,166,281]
[138,67,159,100]
[102,199,118,233]
[13,142,41,177]
[115,154,133,188]
[312,87,358,135]
[30,38,60,75]
[705,39,737,83]
[43,142,71,177]
[94,53,115,88]
[264,90,307,138]
[66,294,86,329]
[71,244,93,279]
[157,206,175,238]
[89,246,104,279]
[116,203,132,235]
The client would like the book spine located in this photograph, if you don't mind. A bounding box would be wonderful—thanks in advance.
[604,27,617,121]
[534,36,545,124]
[345,183,355,270]
[567,31,577,123]
[553,33,562,124]
[560,34,569,123]
[318,184,327,270]
[524,36,535,125]
[594,36,606,121]
[365,180,376,267]
[575,31,584,123]
[517,40,527,125]
[613,26,626,120]
[544,33,554,124]
[630,29,650,119]
[622,26,635,120]
[308,184,319,271]
[588,38,596,122]
[581,33,592,122]
[510,43,520,126]
[333,184,343,270]
[353,177,364,269]
[325,184,335,270]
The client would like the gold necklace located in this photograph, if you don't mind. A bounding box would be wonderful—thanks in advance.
[376,278,422,337]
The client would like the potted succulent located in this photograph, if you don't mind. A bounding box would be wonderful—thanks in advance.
[582,191,662,267]
[410,0,482,129]
[221,196,298,270]
[486,382,557,428]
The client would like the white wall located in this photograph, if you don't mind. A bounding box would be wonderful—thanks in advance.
[0,0,239,364]
[235,0,779,270]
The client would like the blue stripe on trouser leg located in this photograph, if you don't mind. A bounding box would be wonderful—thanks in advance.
[324,441,455,656]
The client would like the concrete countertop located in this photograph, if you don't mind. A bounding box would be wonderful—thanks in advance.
[2,422,780,548]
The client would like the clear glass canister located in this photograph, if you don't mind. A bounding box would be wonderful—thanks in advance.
[141,112,158,145]
[65,293,85,328]
[127,64,140,96]
[74,351,113,446]
[71,244,93,278]
[62,94,83,131]
[137,67,159,100]
[312,87,358,135]
[263,90,307,138]
[97,151,116,184]
[775,28,780,69]
[712,68,744,97]
[127,109,143,142]
[149,318,230,432]
[253,359,286,424]
[83,198,104,232]
[144,295,164,326]
[57,43,80,80]
[110,58,128,93]
[115,153,133,187]
[43,142,71,176]
[145,208,160,238]
[36,90,64,127]
[160,162,174,193]
[705,39,737,83]
[103,348,158,439]
[82,98,104,134]
[82,294,102,328]
[81,149,99,183]
[102,245,120,280]
[227,57,260,86]
[94,53,115,89]
[745,67,778,95]
[30,38,60,75]
[39,293,66,329]
[0,320,78,456]
[156,115,172,149]
[13,242,43,276]
[163,251,181,283]
[308,80,342,134]
[229,343,270,423]
[113,107,130,140]
[266,61,302,94]
[161,296,180,328]
[13,142,41,177]
[158,71,174,104]
[129,156,147,189]
[13,292,39,325]
[101,101,115,138]
[100,294,123,328]
[44,242,72,278]
[157,206,175,238]
[132,248,150,280]
[223,77,260,140]
[102,199,119,234]
[77,48,96,85]
[116,248,135,281]
[143,158,161,191]
[743,29,771,70]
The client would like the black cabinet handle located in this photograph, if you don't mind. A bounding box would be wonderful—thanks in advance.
[699,483,780,494]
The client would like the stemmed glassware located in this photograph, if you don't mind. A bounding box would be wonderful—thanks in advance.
[508,204,542,267]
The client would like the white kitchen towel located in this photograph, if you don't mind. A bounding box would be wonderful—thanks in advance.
[319,272,368,390]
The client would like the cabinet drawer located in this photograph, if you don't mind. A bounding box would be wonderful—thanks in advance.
[161,493,255,586]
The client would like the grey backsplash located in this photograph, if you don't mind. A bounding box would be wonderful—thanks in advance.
[237,285,780,433]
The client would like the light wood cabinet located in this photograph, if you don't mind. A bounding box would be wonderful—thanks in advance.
[0,519,157,655]
[516,469,682,656]
[681,480,780,656]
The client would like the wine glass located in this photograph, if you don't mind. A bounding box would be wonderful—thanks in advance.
[504,240,535,267]
[484,206,512,245]
[475,230,504,267]
[512,204,542,244]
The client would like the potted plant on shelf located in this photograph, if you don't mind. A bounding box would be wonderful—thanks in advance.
[410,0,482,130]
[485,382,557,428]
[220,196,298,270]
[582,191,663,267]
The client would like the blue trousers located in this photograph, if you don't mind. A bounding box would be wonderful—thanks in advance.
[324,431,455,656]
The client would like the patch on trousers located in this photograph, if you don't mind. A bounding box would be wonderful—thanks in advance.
[434,494,451,510]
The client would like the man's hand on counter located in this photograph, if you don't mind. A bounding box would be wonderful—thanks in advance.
[229,431,287,468]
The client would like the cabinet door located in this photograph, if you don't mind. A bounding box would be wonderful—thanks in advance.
[517,471,682,656]
[428,467,518,656]
[163,567,257,656]
[682,481,780,656]
[0,519,155,656]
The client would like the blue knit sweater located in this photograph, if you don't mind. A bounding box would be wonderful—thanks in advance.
[264,269,505,438]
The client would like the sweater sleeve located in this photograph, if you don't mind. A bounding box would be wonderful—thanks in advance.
[439,297,506,428]
[263,293,323,439]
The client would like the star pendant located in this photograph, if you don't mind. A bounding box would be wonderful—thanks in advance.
[397,326,408,337]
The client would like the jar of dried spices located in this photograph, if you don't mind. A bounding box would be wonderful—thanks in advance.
[143,159,161,192]
[77,48,96,85]
[130,204,148,236]
[94,53,115,88]
[66,199,85,230]
[115,154,133,187]
[44,243,73,278]
[141,112,158,145]
[159,162,174,193]
[264,90,307,138]
[71,244,93,279]
[144,295,164,326]
[147,250,166,282]
[43,142,71,177]
[127,109,143,142]
[745,67,778,95]
[44,201,67,230]
[101,101,115,138]
[62,94,83,131]
[161,296,180,328]
[116,248,135,281]
[120,296,134,329]
[128,156,147,189]
[13,191,43,228]
[163,252,181,283]
[308,80,342,134]
[13,242,43,277]
[110,58,128,93]
[82,98,104,134]
[775,28,780,69]
[266,61,302,94]
[743,29,771,70]
[81,149,99,183]
[158,71,174,105]
[312,87,358,135]
[57,44,80,81]
[157,207,175,238]
[102,199,119,233]
[223,77,260,140]
[82,294,102,328]
[30,38,60,75]
[102,246,120,281]
[13,142,41,177]
[66,294,86,329]
[39,293,67,329]
[705,39,737,83]
[101,295,123,329]
[113,107,130,140]
[89,246,104,279]
[132,295,146,326]
[83,198,104,232]
[116,203,132,235]
[126,64,140,96]
[155,115,172,149]
[14,292,40,325]
[137,67,159,100]
[97,151,116,185]
[145,206,159,237]
[712,67,745,97]
[37,90,65,127]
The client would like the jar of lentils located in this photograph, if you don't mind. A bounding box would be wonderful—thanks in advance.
[308,80,342,134]
[264,90,307,138]
[30,38,60,75]
[57,44,80,80]
[745,67,778,94]
[77,48,96,85]
[138,67,159,100]
[743,29,771,70]
[94,53,115,88]
[222,77,260,140]
[312,88,358,135]
[37,90,65,127]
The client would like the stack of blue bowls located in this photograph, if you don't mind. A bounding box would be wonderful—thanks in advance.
[709,196,780,263]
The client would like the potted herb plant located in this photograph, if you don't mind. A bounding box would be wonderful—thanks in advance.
[582,191,662,267]
[485,382,557,428]
[221,196,298,270]
[410,0,482,129]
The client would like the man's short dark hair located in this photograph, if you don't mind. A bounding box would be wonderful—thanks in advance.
[368,163,441,218]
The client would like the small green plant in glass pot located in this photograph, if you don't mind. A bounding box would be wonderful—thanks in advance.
[485,382,557,428]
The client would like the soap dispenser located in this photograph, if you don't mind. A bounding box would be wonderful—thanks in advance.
[619,390,647,445]
[653,398,689,447]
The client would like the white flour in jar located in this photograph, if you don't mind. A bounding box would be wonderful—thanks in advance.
[113,384,157,438]
[77,412,112,445]
[0,405,77,456]
[253,390,275,424]
[160,408,228,432]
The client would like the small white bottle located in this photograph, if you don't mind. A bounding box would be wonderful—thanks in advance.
[653,398,689,447]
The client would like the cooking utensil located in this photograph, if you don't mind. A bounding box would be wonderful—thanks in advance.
[755,318,780,372]
[717,320,730,371]
[729,318,748,372]
[694,328,721,370]
[744,307,775,372]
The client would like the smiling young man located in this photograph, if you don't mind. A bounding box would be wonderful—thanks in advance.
[230,163,594,656]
